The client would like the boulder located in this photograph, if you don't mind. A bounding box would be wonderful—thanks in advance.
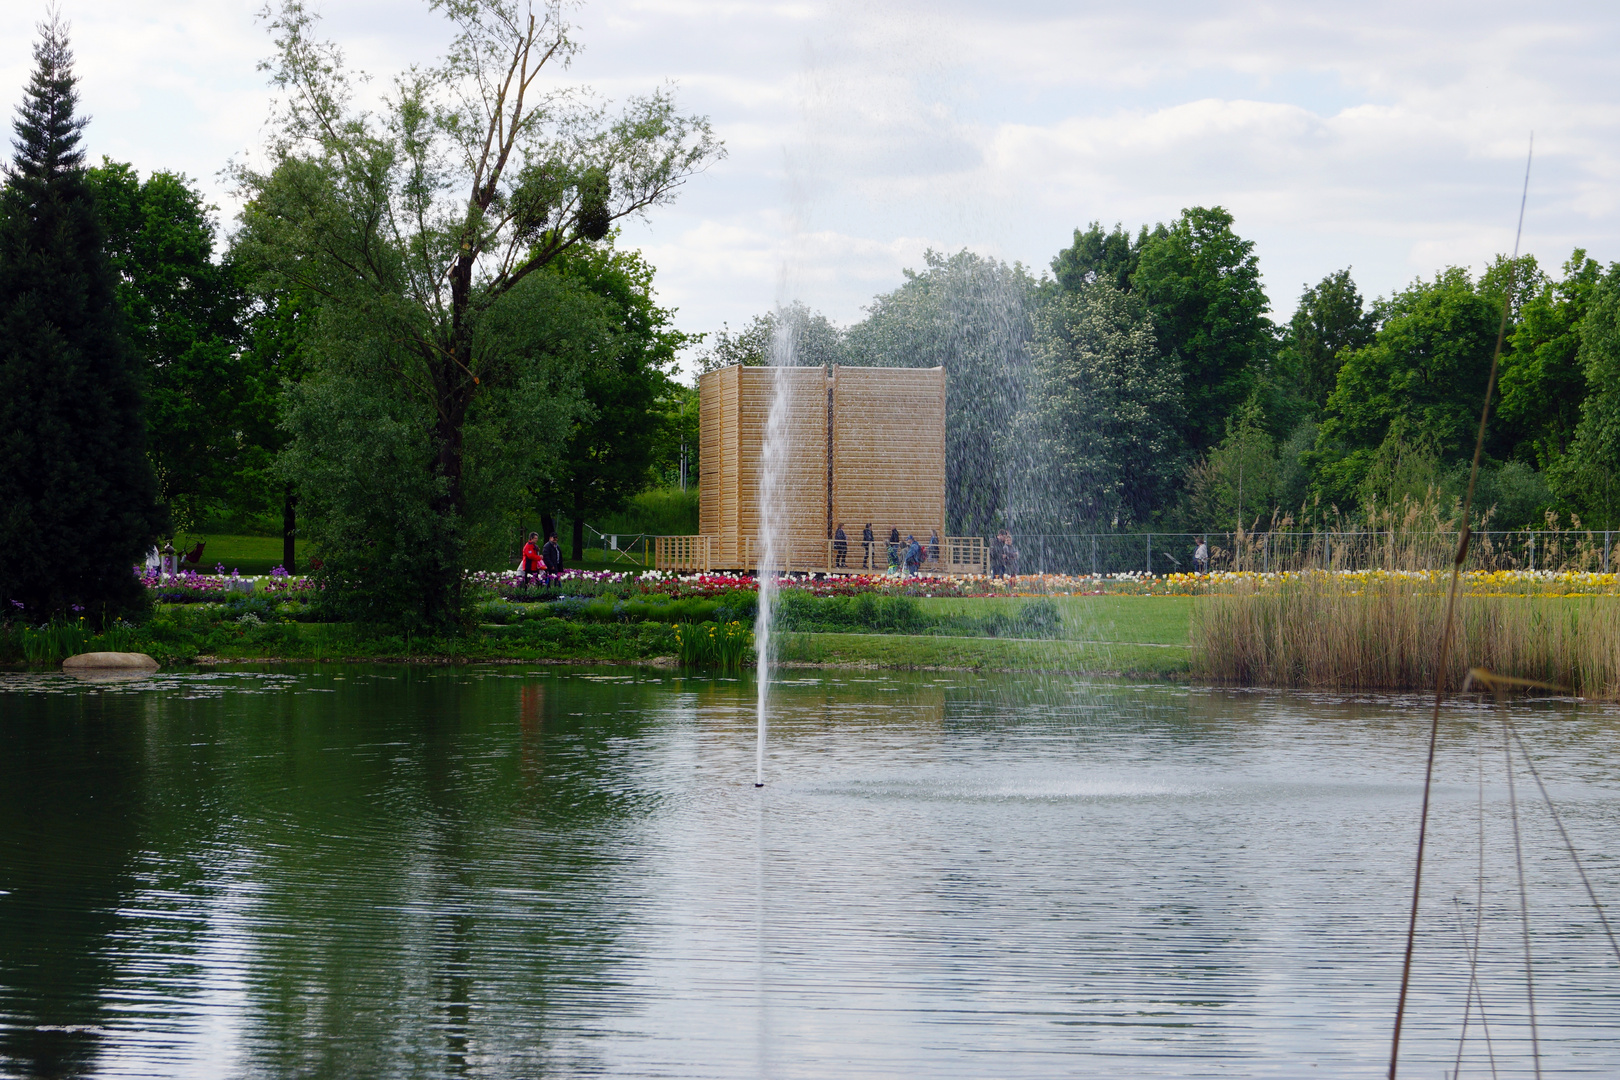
[62,652,160,672]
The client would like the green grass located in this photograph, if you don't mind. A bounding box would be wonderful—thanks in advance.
[175,533,310,575]
[774,632,1189,676]
[774,595,1193,674]
[915,595,1194,645]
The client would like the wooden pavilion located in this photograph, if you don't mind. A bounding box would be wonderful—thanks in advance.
[654,364,985,574]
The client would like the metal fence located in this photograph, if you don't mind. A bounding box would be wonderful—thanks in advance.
[997,530,1620,576]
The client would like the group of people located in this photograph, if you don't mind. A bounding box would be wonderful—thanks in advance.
[831,523,940,576]
[519,532,563,587]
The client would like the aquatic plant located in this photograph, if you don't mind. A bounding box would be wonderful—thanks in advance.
[1191,570,1620,694]
[672,620,752,671]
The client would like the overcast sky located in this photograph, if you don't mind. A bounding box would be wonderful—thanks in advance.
[4,0,1617,375]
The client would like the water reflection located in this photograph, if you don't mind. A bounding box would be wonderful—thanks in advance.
[0,666,1615,1077]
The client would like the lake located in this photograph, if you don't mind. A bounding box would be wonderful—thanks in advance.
[1,665,1617,1077]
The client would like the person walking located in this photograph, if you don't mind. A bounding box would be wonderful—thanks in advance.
[834,523,848,569]
[888,526,901,572]
[929,528,940,565]
[521,532,542,588]
[990,529,1007,578]
[862,523,874,569]
[904,534,923,576]
[542,533,563,586]
[1194,537,1209,574]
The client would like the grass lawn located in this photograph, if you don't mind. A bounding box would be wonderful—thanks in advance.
[915,595,1194,646]
[774,632,1188,676]
[175,534,310,575]
[778,595,1194,675]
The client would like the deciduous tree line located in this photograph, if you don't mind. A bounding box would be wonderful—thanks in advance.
[708,213,1620,538]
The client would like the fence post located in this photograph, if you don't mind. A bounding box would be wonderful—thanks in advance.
[1606,531,1611,574]
[1146,533,1152,576]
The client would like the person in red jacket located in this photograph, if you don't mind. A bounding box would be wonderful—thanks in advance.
[521,532,542,588]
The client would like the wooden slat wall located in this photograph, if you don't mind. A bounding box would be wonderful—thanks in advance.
[831,366,946,549]
[698,364,946,571]
[735,366,827,569]
[698,365,732,561]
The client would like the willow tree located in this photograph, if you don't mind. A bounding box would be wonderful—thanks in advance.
[231,0,720,626]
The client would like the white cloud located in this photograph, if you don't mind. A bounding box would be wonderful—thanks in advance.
[4,0,1619,346]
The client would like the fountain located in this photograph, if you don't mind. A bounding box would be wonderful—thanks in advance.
[752,316,798,787]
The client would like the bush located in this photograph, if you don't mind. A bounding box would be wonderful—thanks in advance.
[774,591,928,634]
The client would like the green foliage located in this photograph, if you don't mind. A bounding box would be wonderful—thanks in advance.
[774,590,928,633]
[86,161,251,530]
[1497,249,1602,468]
[230,0,718,628]
[1132,206,1272,454]
[0,19,166,619]
[595,485,700,537]
[698,301,846,372]
[644,383,699,490]
[1051,221,1163,294]
[1309,268,1500,509]
[673,620,751,670]
[1273,269,1376,418]
[1551,265,1620,527]
[844,250,1037,536]
[1014,280,1181,528]
[1181,394,1279,529]
[543,243,691,558]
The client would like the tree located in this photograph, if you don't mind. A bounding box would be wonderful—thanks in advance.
[1012,280,1181,530]
[843,250,1036,536]
[1496,249,1601,468]
[1181,393,1278,531]
[697,302,844,372]
[231,0,720,626]
[1132,206,1272,455]
[543,243,688,560]
[1308,268,1500,508]
[235,289,317,571]
[0,17,165,619]
[87,161,250,529]
[1050,221,1163,295]
[1551,265,1620,527]
[1274,268,1376,416]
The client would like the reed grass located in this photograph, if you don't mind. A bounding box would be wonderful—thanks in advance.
[1190,571,1620,695]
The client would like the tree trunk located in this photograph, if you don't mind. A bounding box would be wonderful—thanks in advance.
[281,486,297,573]
[571,488,586,562]
[541,509,556,548]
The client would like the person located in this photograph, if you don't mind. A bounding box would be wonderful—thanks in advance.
[904,534,923,575]
[1194,537,1209,574]
[929,528,940,565]
[521,532,543,588]
[888,526,901,572]
[542,533,563,587]
[862,523,874,569]
[833,523,848,568]
[992,528,1020,578]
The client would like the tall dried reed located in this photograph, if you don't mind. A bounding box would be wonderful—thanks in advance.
[1190,572,1620,695]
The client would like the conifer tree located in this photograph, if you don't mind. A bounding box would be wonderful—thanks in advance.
[0,16,164,619]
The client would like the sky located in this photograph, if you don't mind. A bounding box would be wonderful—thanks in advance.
[3,0,1618,376]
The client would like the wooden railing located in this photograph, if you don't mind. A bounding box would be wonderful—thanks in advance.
[653,535,713,573]
[654,534,985,575]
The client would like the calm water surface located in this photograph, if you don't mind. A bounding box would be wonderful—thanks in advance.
[1,665,1617,1078]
